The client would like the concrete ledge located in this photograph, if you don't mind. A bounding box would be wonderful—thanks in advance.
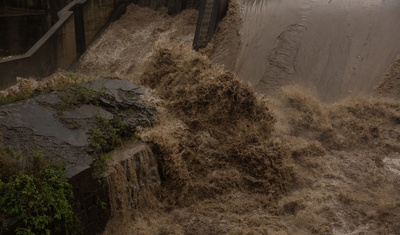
[193,0,229,49]
[0,0,128,89]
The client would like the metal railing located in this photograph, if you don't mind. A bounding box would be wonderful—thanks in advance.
[0,0,127,89]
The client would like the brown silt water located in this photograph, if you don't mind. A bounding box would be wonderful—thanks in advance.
[72,2,400,234]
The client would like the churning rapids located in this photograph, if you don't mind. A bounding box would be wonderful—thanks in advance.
[80,1,400,234]
[6,0,400,234]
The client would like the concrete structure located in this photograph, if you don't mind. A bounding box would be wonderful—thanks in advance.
[0,0,127,89]
[193,0,229,49]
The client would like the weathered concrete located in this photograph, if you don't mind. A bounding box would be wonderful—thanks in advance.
[0,1,75,57]
[0,77,156,234]
[193,0,229,49]
[0,11,47,57]
[0,0,128,89]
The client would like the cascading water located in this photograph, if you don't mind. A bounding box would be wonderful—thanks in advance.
[72,1,400,234]
[102,143,161,234]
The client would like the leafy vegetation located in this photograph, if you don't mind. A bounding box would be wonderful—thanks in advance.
[89,115,136,174]
[89,116,129,153]
[58,86,101,110]
[93,153,112,173]
[0,147,76,234]
[0,166,76,234]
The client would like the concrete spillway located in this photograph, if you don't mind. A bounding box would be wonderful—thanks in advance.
[226,0,400,102]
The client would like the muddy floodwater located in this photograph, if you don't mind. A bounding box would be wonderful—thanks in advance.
[70,1,400,234]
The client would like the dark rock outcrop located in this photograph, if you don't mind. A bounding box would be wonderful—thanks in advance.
[0,77,156,234]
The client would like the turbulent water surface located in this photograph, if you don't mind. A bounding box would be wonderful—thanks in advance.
[70,1,400,234]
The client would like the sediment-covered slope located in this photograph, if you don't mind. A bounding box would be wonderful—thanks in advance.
[213,0,400,102]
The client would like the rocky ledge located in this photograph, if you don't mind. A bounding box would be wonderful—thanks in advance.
[0,77,156,234]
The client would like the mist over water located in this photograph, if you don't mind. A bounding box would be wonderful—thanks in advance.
[71,1,400,234]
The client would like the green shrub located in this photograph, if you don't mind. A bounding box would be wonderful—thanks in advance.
[89,115,129,153]
[0,166,75,234]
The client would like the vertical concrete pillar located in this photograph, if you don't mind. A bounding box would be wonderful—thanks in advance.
[193,0,220,49]
[168,0,186,15]
[73,3,86,55]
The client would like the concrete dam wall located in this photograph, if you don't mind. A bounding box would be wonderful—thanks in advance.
[0,0,127,89]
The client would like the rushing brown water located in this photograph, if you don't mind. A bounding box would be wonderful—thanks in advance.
[72,1,400,235]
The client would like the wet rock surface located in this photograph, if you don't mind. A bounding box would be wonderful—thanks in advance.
[0,77,155,178]
[0,77,156,234]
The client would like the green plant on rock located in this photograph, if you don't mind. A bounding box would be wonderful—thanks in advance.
[59,86,99,109]
[89,115,129,153]
[89,115,136,175]
[0,166,76,235]
[93,153,111,173]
